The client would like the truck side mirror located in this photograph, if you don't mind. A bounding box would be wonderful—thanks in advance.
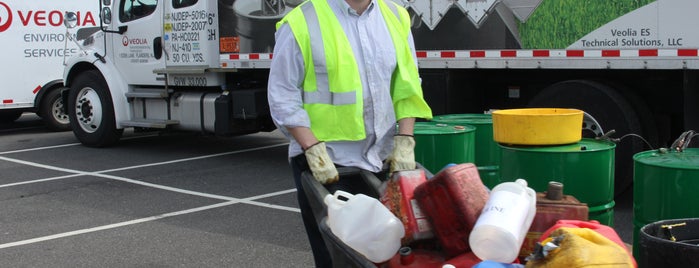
[102,7,112,24]
[64,12,78,29]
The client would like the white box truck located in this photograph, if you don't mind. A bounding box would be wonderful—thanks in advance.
[0,0,97,130]
[60,0,699,195]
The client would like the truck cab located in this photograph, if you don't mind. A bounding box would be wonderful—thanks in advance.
[62,0,275,147]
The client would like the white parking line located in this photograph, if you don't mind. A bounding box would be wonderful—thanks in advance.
[0,142,303,249]
[0,143,294,208]
[98,143,288,173]
[0,143,81,155]
[0,174,82,189]
[1,143,292,191]
[0,188,298,249]
[0,133,158,155]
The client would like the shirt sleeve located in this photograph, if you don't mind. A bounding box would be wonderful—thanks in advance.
[267,23,310,130]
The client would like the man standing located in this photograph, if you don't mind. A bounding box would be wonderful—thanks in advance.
[267,0,432,266]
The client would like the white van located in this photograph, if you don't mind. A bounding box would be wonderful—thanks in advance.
[0,0,97,130]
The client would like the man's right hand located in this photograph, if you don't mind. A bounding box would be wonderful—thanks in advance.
[304,142,339,184]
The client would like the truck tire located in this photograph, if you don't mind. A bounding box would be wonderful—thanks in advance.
[0,110,23,123]
[39,88,71,131]
[527,80,645,197]
[68,70,123,147]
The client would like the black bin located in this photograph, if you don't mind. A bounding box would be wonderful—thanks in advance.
[301,167,385,268]
[300,165,433,268]
[637,218,699,268]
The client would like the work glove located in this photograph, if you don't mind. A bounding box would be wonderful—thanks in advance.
[304,142,339,184]
[388,134,416,173]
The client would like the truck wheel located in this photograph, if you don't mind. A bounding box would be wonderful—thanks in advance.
[527,80,645,197]
[0,110,23,123]
[68,70,123,147]
[39,88,71,131]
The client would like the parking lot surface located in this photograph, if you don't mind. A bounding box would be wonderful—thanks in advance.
[1,114,315,267]
[0,114,634,267]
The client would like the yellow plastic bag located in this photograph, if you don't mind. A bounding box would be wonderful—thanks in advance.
[525,227,635,268]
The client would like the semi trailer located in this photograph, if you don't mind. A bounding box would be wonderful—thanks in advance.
[60,0,699,195]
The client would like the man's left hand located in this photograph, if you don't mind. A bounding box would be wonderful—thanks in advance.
[388,134,416,173]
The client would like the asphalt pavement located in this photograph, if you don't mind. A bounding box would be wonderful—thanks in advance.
[1,113,315,267]
[0,113,636,267]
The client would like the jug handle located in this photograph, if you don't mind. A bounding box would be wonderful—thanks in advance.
[324,190,353,210]
[333,190,353,203]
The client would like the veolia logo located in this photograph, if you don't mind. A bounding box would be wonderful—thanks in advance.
[0,2,12,33]
[0,1,96,33]
[122,36,148,46]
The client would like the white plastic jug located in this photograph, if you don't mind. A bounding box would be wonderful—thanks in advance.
[469,179,536,263]
[324,190,405,263]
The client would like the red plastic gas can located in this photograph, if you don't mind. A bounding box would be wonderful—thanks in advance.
[444,251,483,267]
[385,248,483,268]
[381,169,434,245]
[385,247,445,268]
[413,163,489,257]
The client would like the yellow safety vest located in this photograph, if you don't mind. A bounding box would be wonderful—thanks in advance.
[277,0,432,141]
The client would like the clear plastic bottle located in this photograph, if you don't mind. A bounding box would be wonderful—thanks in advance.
[469,179,536,263]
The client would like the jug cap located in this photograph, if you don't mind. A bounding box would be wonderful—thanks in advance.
[545,181,564,200]
[515,178,528,186]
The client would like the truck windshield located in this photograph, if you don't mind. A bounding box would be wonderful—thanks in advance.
[173,0,197,9]
[120,0,158,22]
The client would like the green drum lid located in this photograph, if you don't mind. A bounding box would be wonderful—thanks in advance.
[433,114,498,152]
[500,138,616,152]
[432,114,493,125]
[414,122,476,135]
[413,122,476,174]
[633,148,699,170]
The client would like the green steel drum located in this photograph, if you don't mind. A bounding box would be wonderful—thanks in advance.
[499,139,616,226]
[413,122,476,174]
[632,148,699,259]
[432,114,501,188]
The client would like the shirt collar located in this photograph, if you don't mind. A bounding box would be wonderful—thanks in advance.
[331,0,376,17]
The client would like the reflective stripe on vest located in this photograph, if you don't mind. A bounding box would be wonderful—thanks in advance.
[299,2,358,106]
